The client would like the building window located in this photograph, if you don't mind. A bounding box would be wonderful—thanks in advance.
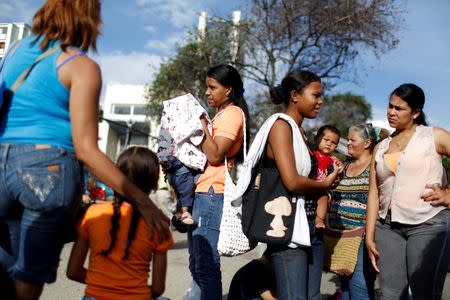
[133,105,148,116]
[128,135,148,146]
[118,134,148,156]
[119,134,148,146]
[112,104,131,115]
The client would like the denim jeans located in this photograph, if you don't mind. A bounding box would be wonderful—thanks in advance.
[340,241,376,300]
[187,186,223,300]
[167,157,196,210]
[268,220,323,300]
[375,209,450,300]
[0,143,82,283]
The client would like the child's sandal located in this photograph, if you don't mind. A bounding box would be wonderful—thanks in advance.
[180,212,195,225]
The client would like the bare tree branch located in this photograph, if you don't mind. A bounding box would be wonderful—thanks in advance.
[145,0,405,129]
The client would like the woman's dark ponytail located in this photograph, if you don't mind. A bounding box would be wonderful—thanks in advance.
[270,70,321,106]
[414,111,427,126]
[270,85,289,105]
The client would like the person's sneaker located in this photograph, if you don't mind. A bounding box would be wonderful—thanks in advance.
[181,212,195,225]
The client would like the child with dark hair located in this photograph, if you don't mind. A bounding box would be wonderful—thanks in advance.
[67,146,174,300]
[313,125,342,229]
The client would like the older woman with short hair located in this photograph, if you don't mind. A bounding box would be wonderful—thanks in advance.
[327,124,378,300]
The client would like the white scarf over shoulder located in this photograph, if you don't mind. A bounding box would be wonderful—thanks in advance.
[228,113,312,247]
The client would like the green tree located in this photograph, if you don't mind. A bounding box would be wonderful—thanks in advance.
[98,108,104,122]
[313,92,372,136]
[146,22,241,118]
[146,0,403,128]
[443,156,450,182]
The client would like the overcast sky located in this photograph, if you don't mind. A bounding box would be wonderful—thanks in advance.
[1,0,449,130]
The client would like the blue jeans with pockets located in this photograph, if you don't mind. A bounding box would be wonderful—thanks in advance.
[187,186,223,300]
[340,241,376,300]
[0,143,83,284]
[167,157,196,211]
[267,220,324,300]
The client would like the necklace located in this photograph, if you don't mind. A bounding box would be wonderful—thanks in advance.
[392,130,414,149]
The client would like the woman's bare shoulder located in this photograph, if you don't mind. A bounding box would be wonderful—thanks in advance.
[268,119,294,149]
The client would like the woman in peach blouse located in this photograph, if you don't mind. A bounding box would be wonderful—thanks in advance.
[365,83,450,299]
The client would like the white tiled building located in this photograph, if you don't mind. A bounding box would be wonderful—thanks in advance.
[0,23,31,61]
[98,84,159,160]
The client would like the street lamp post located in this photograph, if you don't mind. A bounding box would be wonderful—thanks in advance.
[124,119,136,147]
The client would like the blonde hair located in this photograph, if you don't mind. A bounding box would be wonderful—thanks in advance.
[32,0,102,52]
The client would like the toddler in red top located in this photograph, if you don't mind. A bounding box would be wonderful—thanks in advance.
[313,125,342,229]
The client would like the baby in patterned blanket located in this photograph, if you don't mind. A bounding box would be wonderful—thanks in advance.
[157,94,211,229]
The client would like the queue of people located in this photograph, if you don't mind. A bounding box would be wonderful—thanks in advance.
[0,1,449,300]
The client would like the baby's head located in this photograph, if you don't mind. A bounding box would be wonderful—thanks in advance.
[315,125,340,155]
[116,146,160,195]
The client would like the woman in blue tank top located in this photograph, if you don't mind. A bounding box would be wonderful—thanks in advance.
[0,1,170,299]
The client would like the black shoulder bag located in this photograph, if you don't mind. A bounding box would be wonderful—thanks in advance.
[241,149,297,245]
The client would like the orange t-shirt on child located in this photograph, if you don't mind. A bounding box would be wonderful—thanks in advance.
[78,202,174,300]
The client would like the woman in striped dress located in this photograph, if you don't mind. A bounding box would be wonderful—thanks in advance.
[327,124,378,300]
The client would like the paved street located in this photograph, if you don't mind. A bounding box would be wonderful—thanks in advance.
[43,230,450,300]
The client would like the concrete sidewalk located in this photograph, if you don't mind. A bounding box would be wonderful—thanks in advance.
[43,230,450,300]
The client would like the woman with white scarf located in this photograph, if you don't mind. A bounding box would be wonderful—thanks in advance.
[261,70,342,300]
